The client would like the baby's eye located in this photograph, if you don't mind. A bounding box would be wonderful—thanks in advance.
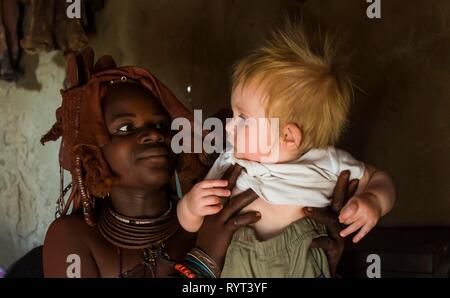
[117,123,135,133]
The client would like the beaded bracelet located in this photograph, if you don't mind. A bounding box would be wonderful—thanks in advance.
[174,263,197,278]
[183,256,214,278]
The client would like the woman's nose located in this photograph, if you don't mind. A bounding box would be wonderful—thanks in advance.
[138,127,164,144]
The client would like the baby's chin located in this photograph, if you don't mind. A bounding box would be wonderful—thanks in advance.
[233,151,281,163]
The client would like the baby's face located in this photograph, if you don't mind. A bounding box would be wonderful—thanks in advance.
[228,82,281,163]
[101,83,176,189]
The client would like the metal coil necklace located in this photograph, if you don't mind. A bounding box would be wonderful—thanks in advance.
[97,196,179,277]
[97,197,179,250]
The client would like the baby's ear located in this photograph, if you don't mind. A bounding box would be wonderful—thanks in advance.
[281,123,302,150]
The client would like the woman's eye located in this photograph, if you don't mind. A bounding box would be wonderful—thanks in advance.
[155,122,165,130]
[117,124,134,133]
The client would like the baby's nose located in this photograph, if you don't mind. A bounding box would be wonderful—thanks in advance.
[225,118,236,134]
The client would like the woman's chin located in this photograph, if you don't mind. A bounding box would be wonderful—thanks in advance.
[134,167,173,188]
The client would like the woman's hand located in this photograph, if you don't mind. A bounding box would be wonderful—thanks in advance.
[304,170,359,277]
[195,165,261,269]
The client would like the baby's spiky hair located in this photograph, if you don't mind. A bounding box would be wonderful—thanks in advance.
[232,21,354,153]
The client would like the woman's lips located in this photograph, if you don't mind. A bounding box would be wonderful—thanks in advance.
[136,147,170,162]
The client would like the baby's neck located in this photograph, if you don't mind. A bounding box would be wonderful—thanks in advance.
[233,148,308,165]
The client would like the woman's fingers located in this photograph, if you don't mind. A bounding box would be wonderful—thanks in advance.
[311,236,341,278]
[310,236,333,250]
[331,170,350,212]
[220,189,258,220]
[304,207,341,238]
[307,170,359,279]
[225,211,261,232]
[347,179,359,198]
[340,219,364,238]
[221,164,244,191]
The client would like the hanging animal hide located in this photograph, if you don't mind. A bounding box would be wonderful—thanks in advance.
[0,0,20,81]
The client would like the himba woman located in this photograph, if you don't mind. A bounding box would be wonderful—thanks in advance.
[41,48,356,278]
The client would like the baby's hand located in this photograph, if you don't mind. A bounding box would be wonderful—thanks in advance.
[183,179,231,217]
[338,192,382,243]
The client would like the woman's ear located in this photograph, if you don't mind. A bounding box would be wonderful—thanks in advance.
[281,123,302,151]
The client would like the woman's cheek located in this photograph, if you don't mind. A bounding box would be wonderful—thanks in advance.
[101,141,131,175]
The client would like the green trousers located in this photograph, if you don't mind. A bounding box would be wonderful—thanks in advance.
[221,217,330,278]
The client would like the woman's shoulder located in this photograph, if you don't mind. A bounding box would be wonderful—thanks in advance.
[46,213,95,239]
[44,212,104,255]
[43,213,101,277]
[44,213,94,257]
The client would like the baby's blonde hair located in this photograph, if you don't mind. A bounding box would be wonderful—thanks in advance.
[231,22,353,153]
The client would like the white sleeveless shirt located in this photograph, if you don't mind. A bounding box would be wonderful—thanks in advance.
[205,146,365,207]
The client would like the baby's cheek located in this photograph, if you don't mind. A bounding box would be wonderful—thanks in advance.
[237,126,257,153]
[233,127,247,155]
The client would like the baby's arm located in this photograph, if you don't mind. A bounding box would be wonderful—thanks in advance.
[177,179,231,233]
[357,164,395,216]
[339,164,395,243]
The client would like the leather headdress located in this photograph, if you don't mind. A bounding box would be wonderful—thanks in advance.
[41,47,209,226]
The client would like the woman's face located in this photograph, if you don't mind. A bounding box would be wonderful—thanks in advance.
[101,82,176,189]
